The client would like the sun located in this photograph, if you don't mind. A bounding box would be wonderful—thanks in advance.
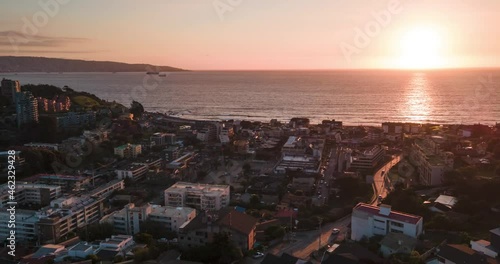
[397,27,444,69]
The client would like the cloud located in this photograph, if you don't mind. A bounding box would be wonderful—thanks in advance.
[0,49,105,54]
[0,30,89,48]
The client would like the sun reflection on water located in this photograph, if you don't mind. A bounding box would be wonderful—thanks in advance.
[404,73,432,122]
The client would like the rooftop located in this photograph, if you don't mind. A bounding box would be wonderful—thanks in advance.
[353,203,422,224]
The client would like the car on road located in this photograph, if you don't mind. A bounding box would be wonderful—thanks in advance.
[332,228,340,235]
[252,252,265,259]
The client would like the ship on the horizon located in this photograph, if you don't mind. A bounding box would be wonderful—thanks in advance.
[146,71,159,75]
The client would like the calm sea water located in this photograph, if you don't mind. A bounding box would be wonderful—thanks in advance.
[4,70,500,125]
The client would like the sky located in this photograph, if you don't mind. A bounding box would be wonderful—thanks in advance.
[1,0,500,70]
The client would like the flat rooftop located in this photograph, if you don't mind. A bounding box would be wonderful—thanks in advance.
[165,182,229,194]
[353,203,422,225]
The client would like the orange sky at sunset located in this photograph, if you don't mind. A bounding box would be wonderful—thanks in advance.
[1,0,500,70]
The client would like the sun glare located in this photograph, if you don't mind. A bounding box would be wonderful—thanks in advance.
[397,27,444,69]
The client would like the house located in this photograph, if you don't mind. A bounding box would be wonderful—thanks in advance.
[178,209,258,251]
[430,195,458,213]
[470,227,500,258]
[68,242,94,259]
[379,232,418,258]
[351,203,423,241]
[431,244,499,264]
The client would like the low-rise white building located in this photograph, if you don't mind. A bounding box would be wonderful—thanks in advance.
[164,182,230,210]
[0,209,39,242]
[115,164,148,181]
[0,183,61,207]
[351,203,423,241]
[111,203,196,235]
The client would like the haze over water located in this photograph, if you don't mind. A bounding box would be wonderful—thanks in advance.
[5,70,500,126]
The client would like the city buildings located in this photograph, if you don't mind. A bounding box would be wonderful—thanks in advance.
[1,78,21,101]
[46,111,96,131]
[109,203,196,235]
[114,143,142,158]
[150,132,176,146]
[410,137,454,186]
[164,182,230,211]
[37,195,105,243]
[351,203,423,241]
[115,164,148,181]
[0,183,62,208]
[348,145,385,171]
[35,174,91,192]
[0,209,39,242]
[470,227,500,258]
[37,95,71,113]
[15,91,39,128]
[178,209,257,251]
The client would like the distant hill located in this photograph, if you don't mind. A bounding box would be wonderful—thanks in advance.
[0,56,187,72]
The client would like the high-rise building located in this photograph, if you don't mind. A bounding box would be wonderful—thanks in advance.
[1,78,21,101]
[15,91,39,128]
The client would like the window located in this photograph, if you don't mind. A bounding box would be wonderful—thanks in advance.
[390,229,403,234]
[391,222,404,228]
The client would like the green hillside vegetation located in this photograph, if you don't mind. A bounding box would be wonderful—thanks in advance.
[72,95,100,108]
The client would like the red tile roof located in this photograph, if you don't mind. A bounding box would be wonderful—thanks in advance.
[218,210,258,235]
[275,209,298,218]
[353,203,422,225]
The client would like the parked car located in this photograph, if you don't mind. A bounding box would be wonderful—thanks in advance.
[252,252,265,259]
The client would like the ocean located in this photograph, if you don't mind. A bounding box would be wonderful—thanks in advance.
[3,70,500,126]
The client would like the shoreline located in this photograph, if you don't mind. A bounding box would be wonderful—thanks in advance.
[146,111,499,127]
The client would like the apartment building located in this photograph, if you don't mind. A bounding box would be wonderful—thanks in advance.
[0,209,39,242]
[115,164,148,181]
[164,182,230,211]
[15,91,39,127]
[150,132,176,146]
[410,137,454,186]
[349,145,385,171]
[351,203,423,241]
[37,195,105,243]
[51,111,96,130]
[111,203,196,235]
[114,143,142,158]
[88,179,124,198]
[0,183,61,207]
[36,174,91,192]
[1,78,21,101]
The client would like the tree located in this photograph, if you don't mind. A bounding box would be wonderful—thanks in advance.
[133,247,151,262]
[134,233,154,246]
[79,223,115,241]
[250,194,260,206]
[408,250,422,264]
[85,254,100,264]
[130,100,144,119]
[113,255,124,263]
